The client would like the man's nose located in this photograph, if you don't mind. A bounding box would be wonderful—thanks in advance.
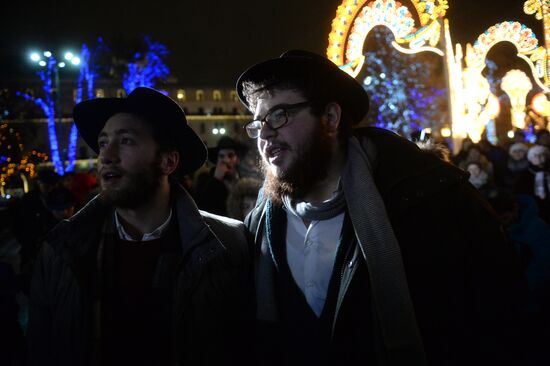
[259,122,276,140]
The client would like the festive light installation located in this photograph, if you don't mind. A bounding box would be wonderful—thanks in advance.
[16,53,68,174]
[524,0,550,86]
[361,27,445,134]
[327,0,548,147]
[0,123,48,197]
[122,36,170,94]
[66,41,102,172]
[501,69,533,129]
[327,0,448,77]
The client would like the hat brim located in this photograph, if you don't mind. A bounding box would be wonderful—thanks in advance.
[207,144,248,164]
[73,87,207,175]
[236,53,369,124]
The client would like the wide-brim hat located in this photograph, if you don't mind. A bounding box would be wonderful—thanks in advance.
[73,87,207,175]
[236,50,369,125]
[207,136,249,164]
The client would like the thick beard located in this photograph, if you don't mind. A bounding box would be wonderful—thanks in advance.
[99,157,163,209]
[261,124,332,205]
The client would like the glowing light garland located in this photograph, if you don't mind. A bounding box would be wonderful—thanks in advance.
[524,0,550,88]
[122,36,170,94]
[16,56,64,174]
[327,0,448,77]
[0,123,48,197]
[67,42,100,172]
[361,27,445,135]
[326,0,548,146]
[501,69,533,129]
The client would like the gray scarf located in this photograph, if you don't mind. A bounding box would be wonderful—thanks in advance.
[282,183,346,221]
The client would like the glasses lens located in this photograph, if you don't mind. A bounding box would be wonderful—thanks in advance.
[245,121,261,138]
[266,109,287,130]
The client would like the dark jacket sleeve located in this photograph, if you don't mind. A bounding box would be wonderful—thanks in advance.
[27,242,55,365]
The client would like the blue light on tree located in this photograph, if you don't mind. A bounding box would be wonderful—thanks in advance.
[122,36,170,94]
[66,40,105,172]
[360,26,446,138]
[17,55,65,174]
[18,40,106,175]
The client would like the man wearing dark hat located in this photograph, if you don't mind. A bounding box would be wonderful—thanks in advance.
[27,87,252,366]
[237,50,525,365]
[195,136,248,216]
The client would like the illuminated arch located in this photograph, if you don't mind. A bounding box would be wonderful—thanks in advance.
[466,21,548,91]
[327,0,448,76]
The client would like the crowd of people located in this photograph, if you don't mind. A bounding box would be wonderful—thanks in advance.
[0,49,548,365]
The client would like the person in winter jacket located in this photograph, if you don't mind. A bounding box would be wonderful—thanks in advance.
[236,50,526,366]
[515,144,550,224]
[27,87,253,366]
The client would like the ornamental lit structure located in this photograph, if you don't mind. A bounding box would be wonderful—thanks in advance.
[501,69,533,129]
[327,0,550,149]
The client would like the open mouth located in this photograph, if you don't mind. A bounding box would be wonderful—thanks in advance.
[102,172,123,183]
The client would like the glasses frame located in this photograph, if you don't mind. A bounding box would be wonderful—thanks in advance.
[243,101,315,138]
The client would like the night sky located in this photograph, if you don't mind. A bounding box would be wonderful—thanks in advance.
[0,0,539,86]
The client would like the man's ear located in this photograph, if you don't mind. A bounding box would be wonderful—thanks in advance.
[323,102,342,136]
[160,150,180,175]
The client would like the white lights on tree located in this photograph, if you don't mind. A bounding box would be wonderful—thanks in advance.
[501,69,533,129]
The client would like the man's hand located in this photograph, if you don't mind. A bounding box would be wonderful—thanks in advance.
[214,160,231,181]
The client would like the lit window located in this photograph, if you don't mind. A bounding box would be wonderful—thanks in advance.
[196,90,204,101]
[230,91,238,102]
[116,89,126,98]
[177,89,186,101]
[95,89,105,98]
[213,90,222,101]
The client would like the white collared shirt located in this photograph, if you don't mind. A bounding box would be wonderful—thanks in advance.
[114,209,173,242]
[285,208,345,317]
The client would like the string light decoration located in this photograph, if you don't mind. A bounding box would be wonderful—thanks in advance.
[501,69,533,129]
[66,39,106,172]
[16,40,106,175]
[16,54,67,175]
[524,0,550,86]
[122,36,170,94]
[327,0,448,77]
[361,27,446,135]
[0,123,48,197]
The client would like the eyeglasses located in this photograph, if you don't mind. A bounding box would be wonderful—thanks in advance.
[243,101,315,138]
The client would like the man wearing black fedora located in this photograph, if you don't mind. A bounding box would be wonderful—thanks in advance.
[27,87,252,365]
[237,50,525,365]
[195,136,248,216]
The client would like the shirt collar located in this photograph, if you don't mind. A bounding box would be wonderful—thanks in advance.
[114,209,173,242]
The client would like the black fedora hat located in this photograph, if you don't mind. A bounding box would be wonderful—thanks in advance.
[73,87,207,175]
[236,49,369,125]
[207,136,248,164]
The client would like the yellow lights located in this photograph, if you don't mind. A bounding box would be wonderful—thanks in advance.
[441,127,452,138]
[507,130,516,139]
[326,0,448,75]
[487,94,501,120]
[531,91,550,116]
[524,0,544,20]
[501,69,533,129]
